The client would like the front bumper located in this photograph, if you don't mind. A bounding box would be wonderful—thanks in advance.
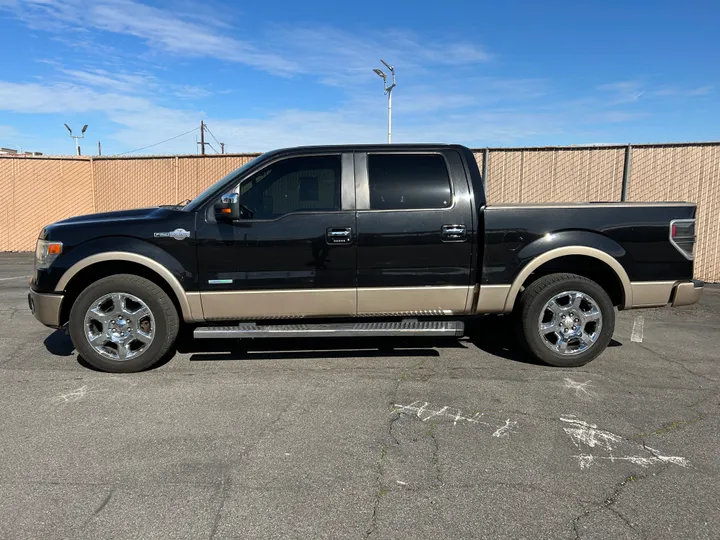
[672,279,704,307]
[28,289,64,328]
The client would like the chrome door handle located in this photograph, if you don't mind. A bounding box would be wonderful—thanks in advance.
[441,224,467,242]
[326,227,353,244]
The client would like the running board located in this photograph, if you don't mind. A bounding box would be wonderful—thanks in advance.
[193,320,465,339]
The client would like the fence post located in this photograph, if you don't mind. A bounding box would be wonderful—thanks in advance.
[621,144,632,201]
[90,156,97,213]
[482,148,489,194]
[175,156,179,203]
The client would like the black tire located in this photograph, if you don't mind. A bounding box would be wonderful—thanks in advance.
[69,274,179,373]
[515,273,615,367]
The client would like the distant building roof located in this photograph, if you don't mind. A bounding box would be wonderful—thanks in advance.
[0,147,43,156]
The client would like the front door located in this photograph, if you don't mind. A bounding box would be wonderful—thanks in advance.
[196,153,357,320]
[354,150,475,315]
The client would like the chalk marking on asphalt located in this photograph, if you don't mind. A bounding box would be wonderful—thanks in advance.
[563,378,594,399]
[572,453,689,470]
[492,419,518,438]
[422,406,449,422]
[560,416,621,451]
[560,415,688,469]
[631,316,645,343]
[394,401,487,425]
[0,276,28,282]
[416,402,428,418]
[53,385,108,403]
[394,401,516,434]
[55,385,89,403]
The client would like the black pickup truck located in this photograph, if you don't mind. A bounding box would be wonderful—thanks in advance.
[29,144,703,372]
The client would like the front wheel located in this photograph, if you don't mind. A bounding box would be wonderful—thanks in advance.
[69,274,179,373]
[515,273,615,367]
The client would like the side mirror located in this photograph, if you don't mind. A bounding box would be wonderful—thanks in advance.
[214,192,240,221]
[214,192,254,221]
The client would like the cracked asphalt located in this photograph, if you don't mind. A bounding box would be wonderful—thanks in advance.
[1,252,719,539]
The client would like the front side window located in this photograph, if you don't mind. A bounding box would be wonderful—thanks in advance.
[368,154,452,210]
[236,155,341,219]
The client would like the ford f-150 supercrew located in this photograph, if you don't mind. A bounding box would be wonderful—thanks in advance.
[29,144,703,372]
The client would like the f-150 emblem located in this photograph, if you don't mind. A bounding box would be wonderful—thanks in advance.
[154,228,191,241]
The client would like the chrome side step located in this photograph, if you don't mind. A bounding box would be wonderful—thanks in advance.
[193,320,465,339]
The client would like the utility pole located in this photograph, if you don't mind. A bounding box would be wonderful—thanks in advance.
[221,142,225,154]
[98,141,102,156]
[64,124,88,156]
[199,120,206,155]
[373,60,396,143]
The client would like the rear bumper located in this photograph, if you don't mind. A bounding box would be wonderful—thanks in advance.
[671,279,704,307]
[628,279,704,308]
[28,289,63,328]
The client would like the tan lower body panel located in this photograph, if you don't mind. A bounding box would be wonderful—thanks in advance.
[629,281,676,308]
[357,286,471,316]
[201,288,356,320]
[475,285,511,313]
[200,286,473,320]
[197,280,699,321]
[185,292,204,322]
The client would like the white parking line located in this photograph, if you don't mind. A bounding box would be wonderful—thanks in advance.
[0,276,28,282]
[631,316,645,343]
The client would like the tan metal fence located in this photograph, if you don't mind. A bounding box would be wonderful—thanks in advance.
[2,143,719,281]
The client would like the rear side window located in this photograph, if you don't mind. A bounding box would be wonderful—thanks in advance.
[368,154,452,210]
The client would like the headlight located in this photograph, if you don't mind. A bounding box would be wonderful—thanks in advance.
[35,240,63,270]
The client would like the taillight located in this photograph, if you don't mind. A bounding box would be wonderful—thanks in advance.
[670,219,695,260]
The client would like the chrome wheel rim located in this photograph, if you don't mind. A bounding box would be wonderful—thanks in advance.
[538,290,602,356]
[84,293,155,360]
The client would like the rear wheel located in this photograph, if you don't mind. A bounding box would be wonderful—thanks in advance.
[69,274,179,372]
[516,273,615,367]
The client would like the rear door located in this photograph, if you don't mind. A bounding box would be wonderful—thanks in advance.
[196,152,357,320]
[354,149,475,315]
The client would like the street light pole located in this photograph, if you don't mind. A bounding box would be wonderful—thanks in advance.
[387,79,393,144]
[64,124,88,156]
[373,59,396,143]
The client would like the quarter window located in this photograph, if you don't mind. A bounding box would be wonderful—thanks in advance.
[368,154,452,210]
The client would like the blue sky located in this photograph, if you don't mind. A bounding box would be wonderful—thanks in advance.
[0,0,718,155]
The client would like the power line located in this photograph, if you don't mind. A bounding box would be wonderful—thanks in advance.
[203,122,225,153]
[203,123,222,146]
[207,142,220,154]
[114,127,199,156]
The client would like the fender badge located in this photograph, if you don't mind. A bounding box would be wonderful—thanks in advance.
[154,228,191,241]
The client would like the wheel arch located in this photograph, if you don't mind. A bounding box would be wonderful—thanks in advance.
[56,252,202,325]
[505,246,632,311]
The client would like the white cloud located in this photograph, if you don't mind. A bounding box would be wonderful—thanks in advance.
[264,25,490,86]
[57,68,158,94]
[597,81,645,104]
[0,76,557,154]
[52,67,217,99]
[4,0,300,74]
[0,124,19,144]
[598,81,713,104]
[655,85,713,97]
[0,81,152,114]
[2,1,699,155]
[1,0,490,84]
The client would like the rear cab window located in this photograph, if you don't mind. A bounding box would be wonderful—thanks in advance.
[367,154,453,210]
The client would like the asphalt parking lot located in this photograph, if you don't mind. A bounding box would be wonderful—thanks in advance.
[1,252,719,540]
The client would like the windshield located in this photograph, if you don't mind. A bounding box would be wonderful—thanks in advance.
[183,156,261,212]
